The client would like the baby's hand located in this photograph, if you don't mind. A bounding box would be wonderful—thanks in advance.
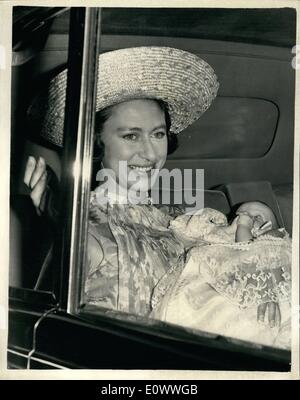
[236,213,254,229]
[237,208,264,227]
[235,214,254,242]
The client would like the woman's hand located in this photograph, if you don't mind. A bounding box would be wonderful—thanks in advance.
[257,302,281,328]
[23,156,47,214]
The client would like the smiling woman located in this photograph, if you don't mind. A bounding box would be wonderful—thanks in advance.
[83,96,186,315]
[26,44,217,316]
[98,99,169,192]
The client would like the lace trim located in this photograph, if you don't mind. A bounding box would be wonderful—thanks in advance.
[189,238,292,308]
[152,237,292,310]
[211,266,291,308]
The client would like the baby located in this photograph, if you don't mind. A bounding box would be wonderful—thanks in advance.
[235,201,286,241]
[151,201,291,349]
[169,201,285,246]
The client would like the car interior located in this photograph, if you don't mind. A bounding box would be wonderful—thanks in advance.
[10,7,295,298]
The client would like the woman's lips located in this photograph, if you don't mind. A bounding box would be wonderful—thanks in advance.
[128,165,154,172]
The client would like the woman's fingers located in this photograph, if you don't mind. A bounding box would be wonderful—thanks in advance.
[24,156,37,186]
[24,156,47,189]
[257,302,281,328]
[29,157,46,189]
[30,170,47,209]
[275,303,281,327]
[257,302,267,323]
[23,156,48,210]
[267,301,277,328]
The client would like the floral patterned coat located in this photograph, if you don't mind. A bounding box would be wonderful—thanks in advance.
[82,191,186,316]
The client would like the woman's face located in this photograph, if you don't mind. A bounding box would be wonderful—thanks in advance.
[100,99,168,191]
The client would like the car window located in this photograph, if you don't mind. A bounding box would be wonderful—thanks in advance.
[75,7,294,359]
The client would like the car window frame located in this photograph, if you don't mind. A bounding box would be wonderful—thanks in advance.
[51,7,101,312]
[8,7,101,312]
[65,8,291,366]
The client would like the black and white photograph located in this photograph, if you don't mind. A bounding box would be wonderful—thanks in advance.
[1,1,299,376]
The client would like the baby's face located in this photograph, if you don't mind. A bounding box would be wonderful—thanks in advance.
[237,201,277,229]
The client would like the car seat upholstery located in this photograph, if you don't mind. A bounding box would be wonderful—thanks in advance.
[155,187,231,215]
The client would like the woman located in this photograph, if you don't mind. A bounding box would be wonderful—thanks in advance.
[24,47,283,334]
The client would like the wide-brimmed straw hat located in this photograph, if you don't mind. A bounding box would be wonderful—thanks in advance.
[27,46,219,147]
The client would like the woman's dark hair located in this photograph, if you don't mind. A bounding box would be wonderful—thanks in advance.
[93,99,178,161]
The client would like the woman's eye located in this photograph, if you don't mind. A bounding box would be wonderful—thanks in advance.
[123,133,137,141]
[152,131,166,139]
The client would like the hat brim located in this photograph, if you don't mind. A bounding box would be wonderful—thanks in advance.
[28,46,219,147]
